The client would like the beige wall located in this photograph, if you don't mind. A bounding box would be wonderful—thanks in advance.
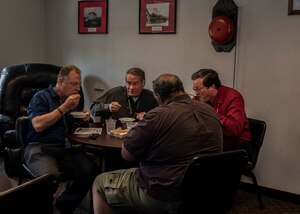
[0,0,45,68]
[1,0,300,195]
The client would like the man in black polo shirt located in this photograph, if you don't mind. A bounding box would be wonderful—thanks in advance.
[90,67,158,122]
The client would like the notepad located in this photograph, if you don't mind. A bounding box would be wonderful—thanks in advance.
[74,128,102,138]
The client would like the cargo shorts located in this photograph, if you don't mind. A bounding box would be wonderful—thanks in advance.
[93,168,179,214]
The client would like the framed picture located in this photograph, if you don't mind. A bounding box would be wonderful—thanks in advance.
[288,0,300,15]
[78,0,108,34]
[139,0,176,34]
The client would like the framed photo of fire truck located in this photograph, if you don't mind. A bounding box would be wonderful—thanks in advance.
[139,0,176,34]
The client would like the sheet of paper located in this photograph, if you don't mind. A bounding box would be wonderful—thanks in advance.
[74,128,102,137]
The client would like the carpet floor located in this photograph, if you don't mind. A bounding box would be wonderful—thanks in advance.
[54,186,300,214]
[2,155,300,213]
[55,183,300,214]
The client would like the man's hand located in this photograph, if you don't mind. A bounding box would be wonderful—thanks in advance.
[136,112,146,121]
[63,94,81,111]
[109,101,122,113]
[82,109,91,122]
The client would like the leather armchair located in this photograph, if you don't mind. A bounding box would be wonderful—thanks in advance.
[1,63,86,178]
[0,63,61,151]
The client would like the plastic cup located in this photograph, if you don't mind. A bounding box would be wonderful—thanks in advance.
[105,119,116,134]
[93,116,101,123]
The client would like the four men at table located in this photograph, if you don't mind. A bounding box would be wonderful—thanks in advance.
[24,64,250,213]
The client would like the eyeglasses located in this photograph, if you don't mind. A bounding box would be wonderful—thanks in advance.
[64,80,81,87]
[192,86,205,92]
[61,77,81,87]
[69,82,81,87]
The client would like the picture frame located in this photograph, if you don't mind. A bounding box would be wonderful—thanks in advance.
[78,0,108,34]
[139,0,176,34]
[288,0,300,15]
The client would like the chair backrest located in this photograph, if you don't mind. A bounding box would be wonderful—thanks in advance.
[177,150,248,214]
[0,63,61,123]
[16,116,30,149]
[15,116,74,182]
[0,173,55,214]
[247,118,266,168]
[3,116,31,178]
[0,63,61,151]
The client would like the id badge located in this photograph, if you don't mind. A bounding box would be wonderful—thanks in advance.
[65,137,71,149]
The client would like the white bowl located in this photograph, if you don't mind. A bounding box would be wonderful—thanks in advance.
[119,117,135,123]
[70,112,87,119]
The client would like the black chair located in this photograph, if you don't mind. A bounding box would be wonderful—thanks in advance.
[243,117,267,209]
[3,116,35,183]
[14,116,37,184]
[7,116,79,185]
[1,63,86,177]
[0,173,55,214]
[9,116,95,212]
[178,150,248,214]
[0,63,61,151]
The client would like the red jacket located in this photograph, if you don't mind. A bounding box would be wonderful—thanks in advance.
[194,85,251,149]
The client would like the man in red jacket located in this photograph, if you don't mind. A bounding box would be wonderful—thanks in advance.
[191,68,252,157]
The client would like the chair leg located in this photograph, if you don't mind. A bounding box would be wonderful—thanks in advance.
[250,172,264,209]
[18,176,23,185]
[89,189,94,214]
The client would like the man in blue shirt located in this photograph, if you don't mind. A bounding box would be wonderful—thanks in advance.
[25,65,100,213]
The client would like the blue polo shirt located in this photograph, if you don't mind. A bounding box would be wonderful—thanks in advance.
[26,86,82,145]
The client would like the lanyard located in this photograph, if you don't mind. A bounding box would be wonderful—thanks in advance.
[128,98,141,116]
[60,99,71,149]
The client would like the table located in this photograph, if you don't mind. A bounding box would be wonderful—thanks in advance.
[69,123,131,172]
[69,123,123,150]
